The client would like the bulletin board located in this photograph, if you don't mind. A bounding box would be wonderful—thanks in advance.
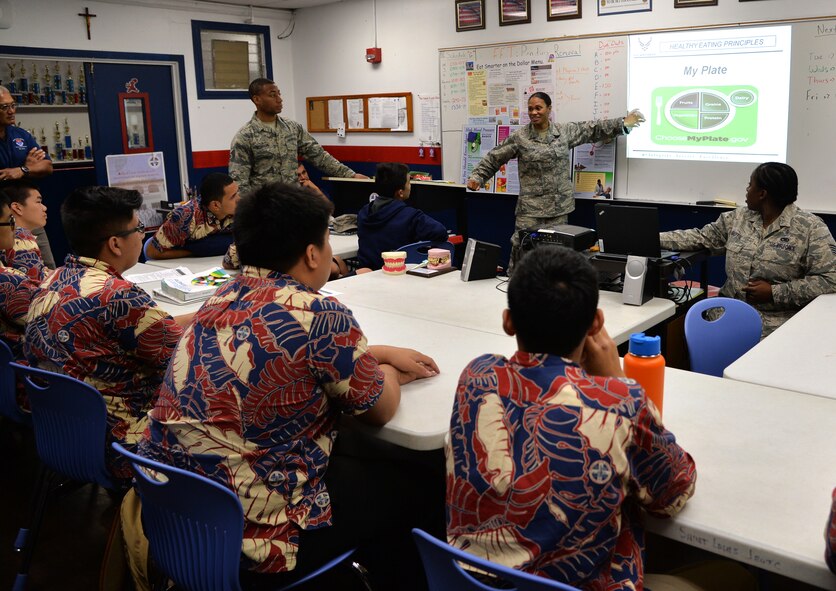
[439,16,836,214]
[306,92,413,133]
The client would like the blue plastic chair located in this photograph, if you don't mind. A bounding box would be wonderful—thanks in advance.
[0,339,30,425]
[10,363,116,591]
[684,296,763,377]
[112,442,371,591]
[142,236,155,261]
[396,240,455,264]
[412,529,580,591]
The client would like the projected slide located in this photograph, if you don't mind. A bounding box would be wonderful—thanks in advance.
[627,26,791,163]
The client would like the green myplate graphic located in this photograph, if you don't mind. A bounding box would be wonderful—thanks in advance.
[651,86,758,147]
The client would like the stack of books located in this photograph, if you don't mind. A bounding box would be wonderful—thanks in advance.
[155,267,231,303]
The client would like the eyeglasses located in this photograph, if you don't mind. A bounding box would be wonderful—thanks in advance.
[0,102,18,112]
[112,221,146,238]
[0,215,15,227]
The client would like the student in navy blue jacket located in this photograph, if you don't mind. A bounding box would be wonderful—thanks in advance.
[356,162,448,270]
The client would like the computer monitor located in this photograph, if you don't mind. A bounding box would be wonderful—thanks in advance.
[594,203,664,259]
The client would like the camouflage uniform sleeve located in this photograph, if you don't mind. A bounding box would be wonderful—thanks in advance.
[660,210,735,255]
[469,135,520,185]
[561,117,625,149]
[771,218,836,308]
[228,128,255,195]
[294,121,355,178]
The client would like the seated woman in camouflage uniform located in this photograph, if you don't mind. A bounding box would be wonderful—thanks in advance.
[661,162,836,338]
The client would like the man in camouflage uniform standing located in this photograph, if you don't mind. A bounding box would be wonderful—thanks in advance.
[661,162,836,338]
[466,92,644,274]
[229,79,367,196]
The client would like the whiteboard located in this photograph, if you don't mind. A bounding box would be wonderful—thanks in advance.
[439,17,836,214]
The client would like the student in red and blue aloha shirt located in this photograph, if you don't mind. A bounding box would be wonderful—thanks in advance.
[24,186,191,479]
[133,182,442,590]
[0,181,48,281]
[0,188,39,359]
[446,246,701,590]
[145,172,239,260]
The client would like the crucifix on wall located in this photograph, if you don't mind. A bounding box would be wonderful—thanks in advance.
[78,7,97,40]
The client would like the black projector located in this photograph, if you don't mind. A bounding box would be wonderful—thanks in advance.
[518,224,597,252]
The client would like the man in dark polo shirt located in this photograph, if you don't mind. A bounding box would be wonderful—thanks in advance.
[1,85,56,266]
[0,86,53,182]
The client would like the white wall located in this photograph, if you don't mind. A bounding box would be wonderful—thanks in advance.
[292,0,836,156]
[0,0,295,152]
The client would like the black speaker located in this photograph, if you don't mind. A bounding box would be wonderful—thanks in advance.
[460,238,500,282]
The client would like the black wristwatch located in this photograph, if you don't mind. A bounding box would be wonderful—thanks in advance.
[19,166,29,177]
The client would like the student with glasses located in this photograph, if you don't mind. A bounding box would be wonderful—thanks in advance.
[0,86,53,183]
[24,186,193,480]
[0,189,40,361]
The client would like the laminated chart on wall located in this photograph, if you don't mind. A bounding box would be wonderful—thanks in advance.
[459,124,521,192]
[105,152,167,226]
[572,140,616,198]
[461,125,497,190]
[494,124,521,194]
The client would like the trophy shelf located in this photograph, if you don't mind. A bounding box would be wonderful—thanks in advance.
[16,104,88,110]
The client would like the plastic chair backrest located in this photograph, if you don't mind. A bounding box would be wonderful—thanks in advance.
[11,363,114,488]
[412,529,580,591]
[142,236,153,261]
[397,240,455,264]
[684,296,762,377]
[0,340,30,425]
[112,442,245,591]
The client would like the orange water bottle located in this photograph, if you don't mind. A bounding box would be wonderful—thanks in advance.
[623,332,666,416]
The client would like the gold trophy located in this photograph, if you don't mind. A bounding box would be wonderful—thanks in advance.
[78,65,87,104]
[53,121,62,161]
[31,62,41,104]
[43,64,53,104]
[63,117,71,152]
[65,62,75,99]
[6,62,17,94]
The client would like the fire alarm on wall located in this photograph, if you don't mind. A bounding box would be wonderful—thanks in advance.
[365,47,382,63]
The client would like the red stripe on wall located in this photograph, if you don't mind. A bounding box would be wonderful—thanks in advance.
[192,145,441,169]
[321,145,442,167]
[192,150,231,169]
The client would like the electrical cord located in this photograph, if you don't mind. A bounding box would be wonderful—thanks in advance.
[666,257,699,303]
[518,231,537,253]
[276,10,296,39]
